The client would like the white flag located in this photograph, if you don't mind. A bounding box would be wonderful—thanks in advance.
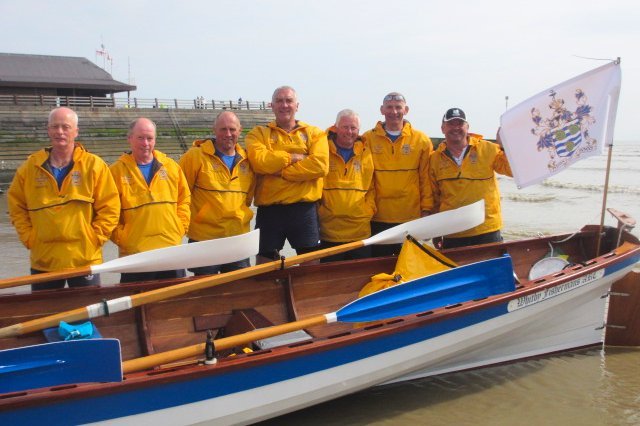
[499,61,621,188]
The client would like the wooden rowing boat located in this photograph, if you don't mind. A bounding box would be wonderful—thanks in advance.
[0,212,638,425]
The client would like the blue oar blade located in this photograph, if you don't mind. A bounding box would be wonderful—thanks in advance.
[337,255,515,323]
[0,339,122,394]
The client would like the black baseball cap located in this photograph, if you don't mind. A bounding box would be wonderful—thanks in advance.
[442,108,467,122]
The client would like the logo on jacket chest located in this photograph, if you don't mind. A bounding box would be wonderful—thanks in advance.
[469,151,478,164]
[35,172,49,187]
[70,171,81,185]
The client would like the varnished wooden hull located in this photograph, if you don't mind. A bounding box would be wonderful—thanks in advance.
[0,225,638,425]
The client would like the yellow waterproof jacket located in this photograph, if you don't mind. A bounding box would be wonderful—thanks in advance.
[7,144,120,271]
[110,150,190,257]
[318,129,376,243]
[362,121,433,223]
[425,134,513,238]
[179,139,255,241]
[245,120,328,206]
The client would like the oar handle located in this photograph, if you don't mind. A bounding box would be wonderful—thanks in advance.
[0,307,90,338]
[122,315,327,373]
[0,241,365,339]
[0,267,93,290]
[129,241,366,308]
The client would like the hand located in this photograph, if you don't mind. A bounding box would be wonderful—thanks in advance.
[290,153,307,163]
[495,127,503,148]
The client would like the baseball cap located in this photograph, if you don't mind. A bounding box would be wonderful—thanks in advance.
[442,108,467,122]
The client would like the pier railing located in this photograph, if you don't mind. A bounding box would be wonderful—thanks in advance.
[0,95,270,110]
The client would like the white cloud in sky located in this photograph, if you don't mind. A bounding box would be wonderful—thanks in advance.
[1,0,638,140]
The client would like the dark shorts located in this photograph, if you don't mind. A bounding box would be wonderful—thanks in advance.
[256,202,320,259]
[31,269,101,291]
[189,259,251,276]
[120,269,186,284]
[318,240,372,263]
[370,221,403,258]
[440,230,503,249]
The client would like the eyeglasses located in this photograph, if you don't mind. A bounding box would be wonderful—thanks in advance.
[48,124,75,131]
[383,94,405,102]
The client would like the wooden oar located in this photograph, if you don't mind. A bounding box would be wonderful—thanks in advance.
[0,230,260,290]
[0,339,122,393]
[0,200,485,339]
[123,253,514,373]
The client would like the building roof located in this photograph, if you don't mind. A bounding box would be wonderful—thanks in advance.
[0,52,136,92]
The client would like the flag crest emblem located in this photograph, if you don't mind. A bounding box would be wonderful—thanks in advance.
[499,60,621,188]
[531,89,598,172]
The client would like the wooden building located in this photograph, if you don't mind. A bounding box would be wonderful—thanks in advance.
[0,52,136,97]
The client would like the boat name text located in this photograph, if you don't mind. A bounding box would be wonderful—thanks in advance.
[507,269,604,312]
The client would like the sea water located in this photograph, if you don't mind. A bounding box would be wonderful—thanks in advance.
[258,141,640,426]
[1,142,638,425]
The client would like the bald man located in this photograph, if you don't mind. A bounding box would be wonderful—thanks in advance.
[179,111,255,274]
[110,117,191,283]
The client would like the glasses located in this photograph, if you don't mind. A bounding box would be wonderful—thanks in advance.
[383,94,405,102]
[48,124,75,131]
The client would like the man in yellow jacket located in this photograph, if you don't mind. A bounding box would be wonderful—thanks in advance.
[363,92,433,257]
[110,118,191,283]
[318,109,376,262]
[7,107,120,290]
[246,86,329,263]
[179,111,255,274]
[425,108,513,249]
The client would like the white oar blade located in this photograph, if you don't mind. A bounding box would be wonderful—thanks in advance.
[364,200,485,245]
[92,230,260,274]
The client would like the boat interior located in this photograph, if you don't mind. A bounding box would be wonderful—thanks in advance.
[0,221,637,373]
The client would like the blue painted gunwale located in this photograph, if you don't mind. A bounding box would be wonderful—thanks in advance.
[1,249,638,424]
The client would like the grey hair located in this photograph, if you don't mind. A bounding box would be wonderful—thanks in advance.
[127,118,157,137]
[48,107,78,127]
[272,86,298,103]
[335,109,360,125]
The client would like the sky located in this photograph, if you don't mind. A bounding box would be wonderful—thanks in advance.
[1,0,639,141]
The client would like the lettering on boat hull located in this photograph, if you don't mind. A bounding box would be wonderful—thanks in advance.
[508,269,605,312]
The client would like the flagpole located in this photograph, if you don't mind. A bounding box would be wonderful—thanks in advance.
[595,142,614,256]
[595,57,622,257]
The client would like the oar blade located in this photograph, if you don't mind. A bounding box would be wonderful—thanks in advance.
[92,229,260,274]
[364,200,485,245]
[0,339,123,393]
[336,255,515,323]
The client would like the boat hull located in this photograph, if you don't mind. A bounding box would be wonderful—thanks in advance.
[0,226,639,425]
[2,252,638,425]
